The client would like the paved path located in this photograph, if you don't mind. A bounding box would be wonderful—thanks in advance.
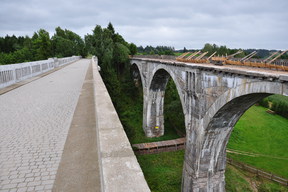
[0,60,89,192]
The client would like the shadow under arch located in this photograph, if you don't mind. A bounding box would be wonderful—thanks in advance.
[131,63,145,89]
[144,68,186,138]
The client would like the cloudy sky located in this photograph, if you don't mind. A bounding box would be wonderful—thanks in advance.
[0,0,287,50]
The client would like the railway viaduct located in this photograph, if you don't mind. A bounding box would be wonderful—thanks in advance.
[1,56,287,192]
[130,56,288,191]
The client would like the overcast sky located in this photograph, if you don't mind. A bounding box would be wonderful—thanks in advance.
[0,0,287,50]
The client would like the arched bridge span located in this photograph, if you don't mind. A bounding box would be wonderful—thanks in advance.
[131,57,288,192]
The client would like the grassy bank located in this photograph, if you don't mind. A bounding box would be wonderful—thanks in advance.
[137,150,288,192]
[228,105,288,178]
[134,105,288,191]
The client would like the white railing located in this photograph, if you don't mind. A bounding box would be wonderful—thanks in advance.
[0,56,81,89]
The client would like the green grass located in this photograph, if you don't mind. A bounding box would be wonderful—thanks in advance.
[228,105,288,178]
[136,150,288,192]
[225,165,254,192]
[137,150,185,192]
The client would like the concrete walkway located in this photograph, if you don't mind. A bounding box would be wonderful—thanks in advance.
[0,59,91,192]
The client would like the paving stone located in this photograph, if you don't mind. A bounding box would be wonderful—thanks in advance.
[0,60,89,192]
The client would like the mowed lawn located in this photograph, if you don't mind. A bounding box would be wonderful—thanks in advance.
[227,105,288,178]
[136,105,288,191]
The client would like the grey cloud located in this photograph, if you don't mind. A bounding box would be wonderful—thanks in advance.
[0,0,287,49]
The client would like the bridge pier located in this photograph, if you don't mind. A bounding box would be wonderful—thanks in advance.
[182,93,270,192]
[143,89,165,137]
[143,69,171,137]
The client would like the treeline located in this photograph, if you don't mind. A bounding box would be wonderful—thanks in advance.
[136,43,288,59]
[199,43,288,59]
[0,27,86,64]
[259,95,288,118]
[137,45,175,55]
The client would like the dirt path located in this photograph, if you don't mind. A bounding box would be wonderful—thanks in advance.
[227,148,288,160]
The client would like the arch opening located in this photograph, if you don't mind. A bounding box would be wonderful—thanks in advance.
[131,63,142,88]
[144,68,186,138]
[183,92,288,191]
[226,94,288,186]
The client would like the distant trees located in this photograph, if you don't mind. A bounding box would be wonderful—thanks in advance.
[137,45,175,55]
[0,27,87,64]
[201,43,246,58]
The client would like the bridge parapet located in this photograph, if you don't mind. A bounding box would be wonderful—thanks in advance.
[92,57,150,192]
[0,56,81,89]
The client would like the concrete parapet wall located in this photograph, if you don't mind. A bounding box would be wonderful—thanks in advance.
[0,56,81,89]
[133,54,176,60]
[91,57,150,192]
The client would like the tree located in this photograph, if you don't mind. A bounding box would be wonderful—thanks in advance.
[52,27,87,58]
[113,42,130,74]
[183,47,187,53]
[32,29,52,60]
[129,43,137,55]
[107,22,115,34]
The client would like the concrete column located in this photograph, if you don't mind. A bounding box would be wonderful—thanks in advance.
[182,126,229,192]
[181,93,270,192]
[143,89,165,137]
[142,68,170,137]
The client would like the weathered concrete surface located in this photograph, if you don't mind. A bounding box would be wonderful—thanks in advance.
[0,59,89,191]
[52,62,101,192]
[92,58,150,192]
[131,57,288,192]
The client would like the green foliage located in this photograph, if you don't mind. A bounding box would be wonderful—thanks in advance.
[113,42,130,75]
[183,47,188,53]
[0,27,86,64]
[107,22,115,34]
[32,29,52,60]
[258,95,288,118]
[138,45,175,55]
[51,27,87,58]
[129,43,137,55]
[258,97,269,108]
[164,79,185,137]
[201,43,246,57]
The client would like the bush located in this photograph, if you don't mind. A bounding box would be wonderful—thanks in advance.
[259,95,288,118]
[258,98,269,108]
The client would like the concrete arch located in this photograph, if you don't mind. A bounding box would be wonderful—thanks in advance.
[183,81,286,191]
[148,65,186,113]
[203,81,284,130]
[144,66,186,137]
[130,57,288,191]
[131,63,145,90]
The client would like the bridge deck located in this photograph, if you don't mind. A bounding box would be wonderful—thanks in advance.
[133,57,288,80]
[0,59,100,191]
